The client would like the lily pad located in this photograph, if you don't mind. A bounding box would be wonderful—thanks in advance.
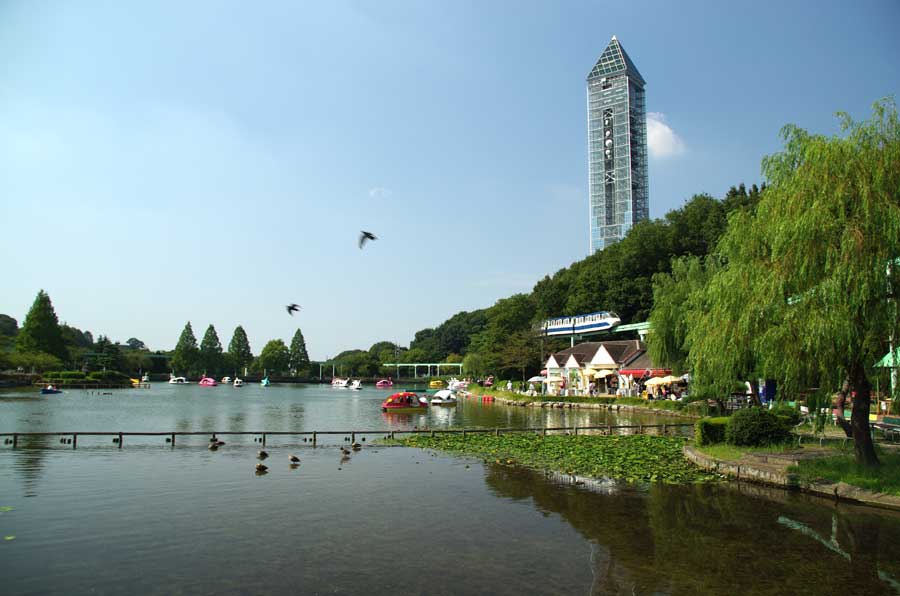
[4,535,15,541]
[0,507,13,513]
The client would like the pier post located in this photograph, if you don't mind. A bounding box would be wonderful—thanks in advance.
[574,426,578,436]
[262,433,266,446]
[662,424,667,436]
[118,432,123,448]
[351,432,356,443]
[495,428,500,437]
[390,431,395,440]
[312,431,317,446]
[463,430,467,440]
[607,424,612,436]
[171,433,175,446]
[639,424,643,435]
[542,427,546,438]
[12,433,17,448]
[72,434,77,449]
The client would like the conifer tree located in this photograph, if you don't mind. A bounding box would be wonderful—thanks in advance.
[289,328,310,376]
[227,326,253,373]
[199,324,223,374]
[171,322,199,374]
[16,290,67,361]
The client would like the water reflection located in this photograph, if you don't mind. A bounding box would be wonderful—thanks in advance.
[483,465,900,595]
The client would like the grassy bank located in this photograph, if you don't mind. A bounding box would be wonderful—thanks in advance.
[790,451,900,496]
[398,433,720,483]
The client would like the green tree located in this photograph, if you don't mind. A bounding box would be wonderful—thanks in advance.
[647,256,711,374]
[92,335,126,372]
[289,328,310,376]
[16,290,67,361]
[199,325,223,375]
[0,314,18,337]
[227,326,253,373]
[258,339,290,374]
[171,322,199,375]
[10,351,63,373]
[691,99,900,466]
[125,337,146,350]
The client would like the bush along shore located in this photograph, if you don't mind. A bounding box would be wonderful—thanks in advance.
[466,387,705,418]
[685,407,900,510]
[398,433,721,484]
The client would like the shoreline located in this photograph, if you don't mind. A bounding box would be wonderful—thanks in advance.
[683,445,900,512]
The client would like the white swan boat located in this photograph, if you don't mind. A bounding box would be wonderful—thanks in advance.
[168,376,188,384]
[331,378,350,388]
[221,376,232,384]
[430,389,458,406]
[233,378,243,387]
[349,379,362,390]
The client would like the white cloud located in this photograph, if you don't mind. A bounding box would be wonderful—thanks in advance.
[646,112,686,159]
[369,187,393,199]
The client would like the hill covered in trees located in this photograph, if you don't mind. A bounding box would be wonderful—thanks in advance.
[327,183,764,379]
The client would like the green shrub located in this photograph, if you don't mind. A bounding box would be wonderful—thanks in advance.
[725,408,789,446]
[87,370,132,383]
[770,403,800,426]
[695,417,729,446]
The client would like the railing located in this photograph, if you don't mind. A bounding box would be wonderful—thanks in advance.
[0,423,694,449]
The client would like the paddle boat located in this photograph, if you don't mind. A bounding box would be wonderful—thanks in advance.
[428,379,445,389]
[382,391,428,412]
[349,379,362,390]
[331,378,349,388]
[41,385,62,395]
[430,389,457,406]
[141,373,150,383]
[261,377,270,387]
[376,378,393,388]
[221,376,232,384]
[199,377,217,386]
[168,376,189,384]
[233,378,244,387]
[447,378,467,391]
[130,377,141,386]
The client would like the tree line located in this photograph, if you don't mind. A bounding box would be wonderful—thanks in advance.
[0,294,311,378]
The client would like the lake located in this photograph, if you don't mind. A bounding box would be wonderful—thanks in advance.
[1,383,899,595]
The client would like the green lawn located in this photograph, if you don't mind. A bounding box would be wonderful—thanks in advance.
[695,442,839,461]
[790,451,900,496]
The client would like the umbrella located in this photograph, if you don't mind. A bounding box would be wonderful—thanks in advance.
[593,369,614,378]
[543,376,563,383]
[644,377,667,386]
[661,375,681,384]
[583,367,598,375]
[527,376,545,383]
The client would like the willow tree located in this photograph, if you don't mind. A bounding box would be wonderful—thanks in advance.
[691,99,900,466]
[647,256,711,375]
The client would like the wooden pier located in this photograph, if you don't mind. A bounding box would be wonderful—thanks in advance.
[0,423,693,449]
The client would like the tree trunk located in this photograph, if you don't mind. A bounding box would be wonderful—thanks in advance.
[848,361,879,467]
[834,378,853,437]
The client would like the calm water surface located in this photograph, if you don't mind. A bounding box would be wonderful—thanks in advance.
[1,384,899,595]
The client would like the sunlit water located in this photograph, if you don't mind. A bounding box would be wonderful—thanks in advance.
[1,384,899,595]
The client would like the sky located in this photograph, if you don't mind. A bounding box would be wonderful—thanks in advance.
[2,0,898,359]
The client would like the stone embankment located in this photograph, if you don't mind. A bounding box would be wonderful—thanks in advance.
[683,445,900,512]
[482,394,699,419]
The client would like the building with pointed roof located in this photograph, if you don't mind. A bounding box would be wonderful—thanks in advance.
[587,36,649,252]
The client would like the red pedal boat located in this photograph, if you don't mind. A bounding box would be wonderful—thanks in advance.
[381,391,428,412]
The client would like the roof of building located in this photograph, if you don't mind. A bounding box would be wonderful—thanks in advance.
[551,340,645,367]
[587,36,646,86]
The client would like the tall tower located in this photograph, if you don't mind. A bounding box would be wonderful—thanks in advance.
[587,36,649,252]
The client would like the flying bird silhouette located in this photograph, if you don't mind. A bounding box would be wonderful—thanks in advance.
[286,304,301,316]
[359,231,377,249]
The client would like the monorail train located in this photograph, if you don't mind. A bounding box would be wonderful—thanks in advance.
[540,311,621,336]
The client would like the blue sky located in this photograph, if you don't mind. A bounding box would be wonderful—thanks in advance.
[2,0,898,359]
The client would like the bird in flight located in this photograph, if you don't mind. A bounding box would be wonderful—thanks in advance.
[359,230,377,249]
[286,304,301,316]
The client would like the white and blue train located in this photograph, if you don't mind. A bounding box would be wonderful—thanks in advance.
[540,311,621,337]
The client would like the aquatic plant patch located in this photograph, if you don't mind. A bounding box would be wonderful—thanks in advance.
[399,434,719,484]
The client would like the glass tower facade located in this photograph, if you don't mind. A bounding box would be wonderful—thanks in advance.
[587,36,649,252]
